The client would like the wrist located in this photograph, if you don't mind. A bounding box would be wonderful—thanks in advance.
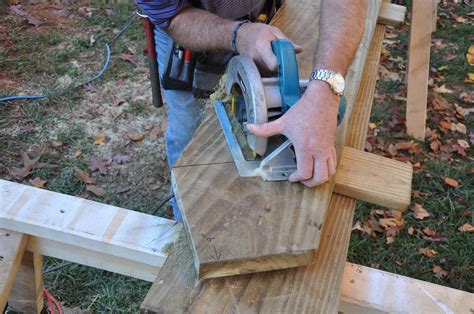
[305,80,341,104]
[231,20,251,53]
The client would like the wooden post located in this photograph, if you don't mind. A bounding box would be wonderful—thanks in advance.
[8,251,44,313]
[406,0,436,140]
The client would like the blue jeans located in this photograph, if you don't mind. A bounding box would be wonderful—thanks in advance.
[154,27,206,220]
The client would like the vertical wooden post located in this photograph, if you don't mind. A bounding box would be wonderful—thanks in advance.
[8,251,44,313]
[0,230,28,311]
[406,0,436,140]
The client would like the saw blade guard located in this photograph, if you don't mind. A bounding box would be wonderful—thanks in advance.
[225,56,269,156]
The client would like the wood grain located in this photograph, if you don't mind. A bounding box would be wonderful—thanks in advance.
[8,251,44,313]
[143,10,388,314]
[0,229,27,309]
[0,179,181,268]
[406,0,434,140]
[172,0,382,280]
[377,2,406,27]
[340,263,474,313]
[334,147,412,211]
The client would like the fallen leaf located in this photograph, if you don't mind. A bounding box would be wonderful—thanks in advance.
[86,185,106,197]
[10,167,30,178]
[423,226,436,237]
[89,157,107,175]
[467,45,474,66]
[454,123,467,134]
[434,84,454,94]
[112,154,130,164]
[412,204,431,220]
[95,134,108,145]
[51,141,63,148]
[430,140,440,152]
[10,5,42,26]
[73,149,82,158]
[444,177,459,188]
[419,247,438,257]
[457,139,469,148]
[29,177,46,188]
[117,186,131,193]
[74,169,95,184]
[149,126,161,140]
[465,73,474,84]
[369,122,377,130]
[120,53,138,65]
[433,265,448,279]
[460,91,474,104]
[395,141,414,151]
[386,236,395,244]
[371,263,380,269]
[439,120,451,131]
[128,133,144,141]
[458,223,474,233]
[353,221,372,236]
[432,94,451,110]
[408,226,415,235]
[379,218,404,229]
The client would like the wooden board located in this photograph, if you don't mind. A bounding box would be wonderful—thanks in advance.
[0,229,27,309]
[8,251,44,313]
[406,0,434,140]
[377,2,406,27]
[340,263,474,313]
[142,16,389,314]
[172,0,382,280]
[0,179,181,268]
[334,147,412,211]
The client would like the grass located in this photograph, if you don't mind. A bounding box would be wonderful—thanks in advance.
[0,1,472,312]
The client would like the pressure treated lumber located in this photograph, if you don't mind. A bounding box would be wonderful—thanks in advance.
[172,0,382,280]
[340,263,474,313]
[0,179,181,268]
[334,147,412,210]
[406,0,435,140]
[142,20,388,314]
[0,229,27,310]
[377,2,406,27]
[8,251,44,313]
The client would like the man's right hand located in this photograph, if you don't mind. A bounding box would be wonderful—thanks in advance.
[235,23,302,72]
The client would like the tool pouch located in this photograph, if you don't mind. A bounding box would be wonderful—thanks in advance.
[162,40,196,90]
[192,51,234,99]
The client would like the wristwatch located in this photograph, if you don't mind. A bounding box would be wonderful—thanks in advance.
[309,69,345,97]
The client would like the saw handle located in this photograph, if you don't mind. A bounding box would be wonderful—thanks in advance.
[271,39,301,113]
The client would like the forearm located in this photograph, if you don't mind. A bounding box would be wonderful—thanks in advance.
[314,0,367,76]
[167,7,237,51]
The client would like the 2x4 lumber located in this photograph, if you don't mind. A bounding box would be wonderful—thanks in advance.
[8,251,44,313]
[0,229,27,310]
[340,263,474,313]
[172,0,382,281]
[0,179,181,268]
[27,237,159,282]
[334,147,412,210]
[377,2,406,27]
[142,9,386,314]
[406,0,434,140]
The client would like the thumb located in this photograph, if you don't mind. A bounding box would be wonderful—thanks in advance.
[247,119,284,138]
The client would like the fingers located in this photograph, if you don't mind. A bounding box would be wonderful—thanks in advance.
[289,152,313,182]
[293,44,303,54]
[246,119,284,137]
[301,158,328,187]
[328,147,337,177]
[261,42,279,71]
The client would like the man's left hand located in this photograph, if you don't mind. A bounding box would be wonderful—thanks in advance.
[246,81,339,187]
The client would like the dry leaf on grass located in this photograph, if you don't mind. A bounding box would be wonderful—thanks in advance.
[89,157,107,175]
[94,134,108,145]
[444,177,459,188]
[458,223,474,233]
[86,185,106,197]
[433,265,448,279]
[74,169,96,184]
[423,226,436,237]
[467,45,474,66]
[29,177,46,188]
[434,84,454,94]
[465,73,474,84]
[419,247,438,257]
[128,133,145,141]
[412,203,431,220]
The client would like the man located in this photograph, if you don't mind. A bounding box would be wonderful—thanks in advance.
[137,0,367,219]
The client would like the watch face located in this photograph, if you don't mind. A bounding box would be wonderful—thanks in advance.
[333,73,345,93]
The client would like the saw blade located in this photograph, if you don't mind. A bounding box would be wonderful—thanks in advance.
[226,93,256,161]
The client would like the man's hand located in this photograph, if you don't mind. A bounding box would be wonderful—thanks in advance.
[247,81,339,187]
[235,23,302,72]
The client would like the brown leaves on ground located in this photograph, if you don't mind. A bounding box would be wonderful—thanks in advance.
[94,134,108,145]
[29,177,47,188]
[466,44,474,66]
[419,247,438,257]
[458,223,474,233]
[9,152,57,179]
[444,177,460,188]
[74,169,95,184]
[433,265,448,279]
[86,184,106,197]
[354,209,405,244]
[412,203,431,220]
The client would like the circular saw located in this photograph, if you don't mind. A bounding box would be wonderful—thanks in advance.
[214,39,346,181]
